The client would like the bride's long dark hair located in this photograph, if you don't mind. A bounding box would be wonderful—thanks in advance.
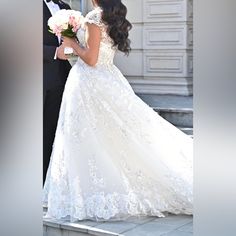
[93,0,132,55]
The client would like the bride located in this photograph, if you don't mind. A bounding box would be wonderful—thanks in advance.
[43,0,193,222]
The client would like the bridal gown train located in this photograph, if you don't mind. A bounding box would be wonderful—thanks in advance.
[43,7,193,221]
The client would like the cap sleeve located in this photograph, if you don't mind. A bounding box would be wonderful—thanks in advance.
[84,8,103,27]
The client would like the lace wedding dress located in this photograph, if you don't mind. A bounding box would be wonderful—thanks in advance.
[43,7,193,222]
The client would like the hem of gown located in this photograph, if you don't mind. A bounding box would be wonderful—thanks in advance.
[43,202,193,222]
[44,211,193,223]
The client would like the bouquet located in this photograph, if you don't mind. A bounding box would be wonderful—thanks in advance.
[48,9,84,56]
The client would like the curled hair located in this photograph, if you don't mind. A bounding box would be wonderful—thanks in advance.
[95,0,132,55]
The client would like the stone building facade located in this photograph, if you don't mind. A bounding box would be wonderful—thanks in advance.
[65,0,193,96]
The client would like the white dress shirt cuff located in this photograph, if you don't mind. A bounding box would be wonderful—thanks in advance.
[54,47,58,60]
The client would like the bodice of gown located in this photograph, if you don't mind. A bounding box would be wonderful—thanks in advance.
[76,7,116,66]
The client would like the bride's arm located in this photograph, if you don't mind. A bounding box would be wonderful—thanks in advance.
[62,24,101,67]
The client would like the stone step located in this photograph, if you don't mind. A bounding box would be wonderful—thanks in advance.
[44,217,121,236]
[154,107,193,128]
[178,126,193,136]
[137,94,193,128]
[43,214,193,236]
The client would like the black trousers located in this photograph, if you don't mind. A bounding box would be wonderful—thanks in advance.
[43,86,64,184]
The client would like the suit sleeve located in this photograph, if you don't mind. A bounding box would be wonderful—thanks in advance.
[43,2,71,62]
[43,45,57,62]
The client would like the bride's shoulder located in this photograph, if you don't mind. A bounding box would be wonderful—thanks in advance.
[85,7,103,26]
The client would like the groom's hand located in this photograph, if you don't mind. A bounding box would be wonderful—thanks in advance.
[56,45,68,60]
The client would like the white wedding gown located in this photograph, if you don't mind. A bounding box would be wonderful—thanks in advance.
[43,8,193,222]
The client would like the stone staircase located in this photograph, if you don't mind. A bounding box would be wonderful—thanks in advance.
[137,94,193,137]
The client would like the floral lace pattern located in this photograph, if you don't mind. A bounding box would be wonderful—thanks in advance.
[43,8,193,222]
[77,7,116,67]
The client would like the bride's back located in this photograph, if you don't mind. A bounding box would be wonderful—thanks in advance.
[77,1,132,67]
[77,8,116,67]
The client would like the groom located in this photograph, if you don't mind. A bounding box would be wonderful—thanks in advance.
[43,0,72,183]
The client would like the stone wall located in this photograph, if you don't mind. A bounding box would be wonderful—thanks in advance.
[114,0,193,95]
[66,0,193,95]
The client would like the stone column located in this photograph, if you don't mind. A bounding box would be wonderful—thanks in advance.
[114,0,193,95]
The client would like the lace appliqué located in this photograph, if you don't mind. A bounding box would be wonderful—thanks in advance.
[84,7,103,27]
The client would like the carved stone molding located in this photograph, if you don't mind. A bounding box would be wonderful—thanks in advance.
[128,77,193,95]
[144,23,187,49]
[144,50,192,77]
[143,0,187,22]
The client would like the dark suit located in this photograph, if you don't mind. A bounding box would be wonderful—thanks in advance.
[43,0,72,183]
